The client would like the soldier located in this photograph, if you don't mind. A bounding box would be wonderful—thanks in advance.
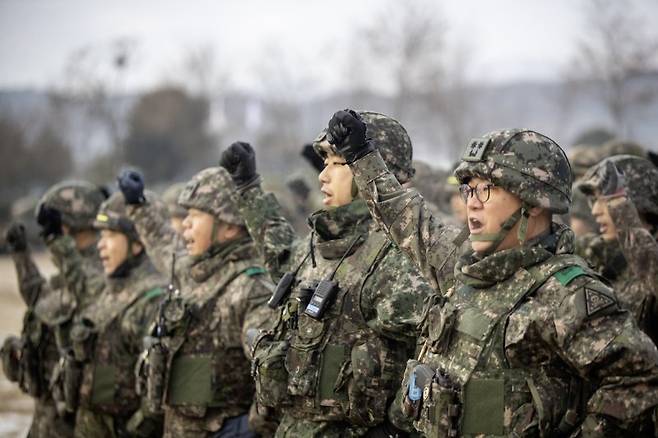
[1,181,107,438]
[219,111,437,437]
[326,109,658,436]
[67,192,166,437]
[117,166,274,437]
[161,182,187,235]
[577,155,658,345]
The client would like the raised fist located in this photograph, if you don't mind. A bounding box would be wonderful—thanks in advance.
[36,204,63,240]
[118,170,146,205]
[219,141,259,188]
[5,222,27,252]
[326,109,374,163]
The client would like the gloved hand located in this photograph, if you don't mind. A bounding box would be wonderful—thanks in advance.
[219,141,260,188]
[301,143,325,172]
[326,109,375,164]
[598,161,627,198]
[36,204,63,240]
[118,170,146,205]
[5,222,27,252]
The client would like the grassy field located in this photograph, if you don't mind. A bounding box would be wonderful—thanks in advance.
[0,252,56,437]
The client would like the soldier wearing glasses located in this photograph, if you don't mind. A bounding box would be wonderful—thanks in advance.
[326,110,658,436]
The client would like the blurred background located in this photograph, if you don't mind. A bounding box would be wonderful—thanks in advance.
[1,0,658,434]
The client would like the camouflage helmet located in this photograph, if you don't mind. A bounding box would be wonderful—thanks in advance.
[93,191,143,242]
[177,167,244,226]
[36,181,108,232]
[569,144,604,181]
[600,139,646,159]
[313,111,414,184]
[455,129,572,214]
[162,182,187,218]
[578,155,658,219]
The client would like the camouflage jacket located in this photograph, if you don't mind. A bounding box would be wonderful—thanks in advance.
[579,196,658,345]
[349,150,658,435]
[236,185,434,433]
[8,237,103,398]
[66,255,162,420]
[127,201,273,436]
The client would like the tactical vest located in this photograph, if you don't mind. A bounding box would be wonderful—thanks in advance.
[411,254,595,437]
[277,230,405,426]
[160,259,264,419]
[77,286,164,416]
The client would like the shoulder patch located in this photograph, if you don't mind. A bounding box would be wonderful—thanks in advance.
[584,287,616,317]
[554,266,587,286]
[244,267,266,277]
[143,287,165,300]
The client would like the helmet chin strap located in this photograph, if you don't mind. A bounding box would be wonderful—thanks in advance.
[468,204,531,256]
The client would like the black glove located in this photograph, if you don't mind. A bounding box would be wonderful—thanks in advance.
[326,109,375,164]
[598,161,627,198]
[118,170,146,205]
[36,204,63,240]
[219,141,259,188]
[5,222,27,252]
[301,143,325,172]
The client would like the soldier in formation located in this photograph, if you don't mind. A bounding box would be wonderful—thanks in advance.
[2,181,107,437]
[68,192,166,437]
[2,108,658,438]
[219,111,436,437]
[577,155,658,346]
[117,166,274,437]
[324,109,658,435]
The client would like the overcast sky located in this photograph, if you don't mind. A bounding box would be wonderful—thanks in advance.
[1,0,657,94]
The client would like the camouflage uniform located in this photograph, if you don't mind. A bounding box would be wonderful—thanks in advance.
[345,127,658,435]
[125,167,273,437]
[235,112,436,437]
[66,192,166,437]
[577,155,658,346]
[161,182,187,222]
[1,181,106,438]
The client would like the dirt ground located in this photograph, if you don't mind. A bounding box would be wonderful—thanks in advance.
[0,252,56,438]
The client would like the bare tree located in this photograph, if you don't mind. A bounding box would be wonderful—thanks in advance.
[570,0,658,136]
[358,0,445,119]
[48,38,137,170]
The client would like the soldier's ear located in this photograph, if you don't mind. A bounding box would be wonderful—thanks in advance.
[131,241,143,256]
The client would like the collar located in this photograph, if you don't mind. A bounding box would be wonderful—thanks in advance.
[455,223,574,288]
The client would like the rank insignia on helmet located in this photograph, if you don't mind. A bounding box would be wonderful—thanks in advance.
[463,137,491,161]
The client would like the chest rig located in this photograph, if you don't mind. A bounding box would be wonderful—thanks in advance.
[158,258,263,419]
[411,254,590,437]
[270,229,403,425]
[76,279,163,416]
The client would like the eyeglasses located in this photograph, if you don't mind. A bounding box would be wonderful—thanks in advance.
[459,183,495,204]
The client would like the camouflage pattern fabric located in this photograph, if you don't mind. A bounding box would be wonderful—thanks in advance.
[454,129,572,214]
[576,156,658,345]
[73,255,165,438]
[236,182,435,436]
[568,144,604,181]
[578,154,658,219]
[314,111,415,184]
[127,174,274,437]
[348,136,658,434]
[177,166,245,226]
[36,181,107,232]
[4,236,103,437]
[161,182,187,219]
